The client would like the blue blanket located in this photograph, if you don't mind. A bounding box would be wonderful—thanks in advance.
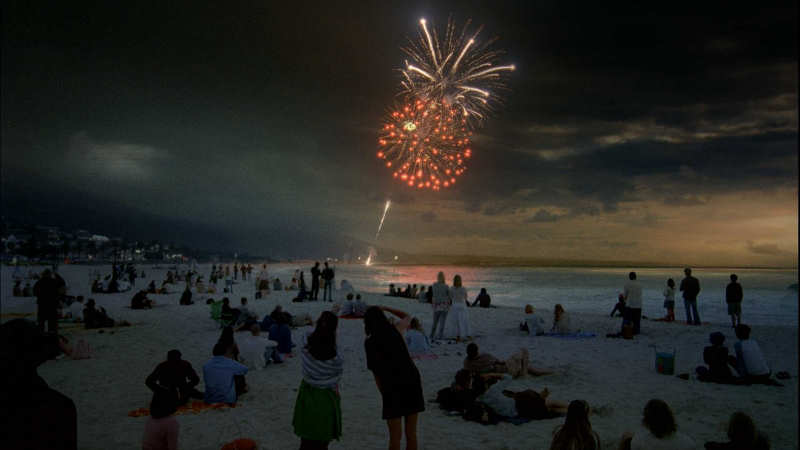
[542,331,596,339]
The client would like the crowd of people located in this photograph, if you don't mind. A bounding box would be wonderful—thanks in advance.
[1,263,783,450]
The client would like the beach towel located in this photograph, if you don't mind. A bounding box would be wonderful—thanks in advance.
[128,401,236,417]
[221,438,257,450]
[542,332,596,339]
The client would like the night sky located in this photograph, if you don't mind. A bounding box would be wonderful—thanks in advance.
[2,1,797,266]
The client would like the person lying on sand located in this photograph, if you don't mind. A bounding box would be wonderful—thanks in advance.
[464,343,554,377]
[477,373,568,419]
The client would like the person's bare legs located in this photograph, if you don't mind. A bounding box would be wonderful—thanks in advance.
[387,418,403,450]
[404,413,418,450]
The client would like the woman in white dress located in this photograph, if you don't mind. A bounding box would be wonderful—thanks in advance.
[444,275,471,341]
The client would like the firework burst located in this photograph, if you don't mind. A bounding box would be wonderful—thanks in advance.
[377,98,472,190]
[400,18,515,129]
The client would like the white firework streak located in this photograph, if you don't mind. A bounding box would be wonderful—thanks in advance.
[375,200,392,240]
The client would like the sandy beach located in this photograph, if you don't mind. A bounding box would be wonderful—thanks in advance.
[2,265,797,450]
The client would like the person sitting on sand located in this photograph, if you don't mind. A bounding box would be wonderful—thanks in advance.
[147,280,157,294]
[521,304,546,336]
[269,312,294,360]
[354,294,368,317]
[471,288,492,308]
[477,373,568,420]
[464,343,553,377]
[84,299,127,329]
[146,349,204,405]
[417,285,427,302]
[141,385,180,450]
[217,326,241,362]
[549,399,600,450]
[704,411,770,450]
[339,293,357,316]
[238,324,280,368]
[131,290,154,310]
[179,286,193,305]
[728,324,774,384]
[292,311,344,449]
[619,399,695,450]
[696,332,737,384]
[203,341,248,405]
[69,296,85,322]
[610,294,626,318]
[220,297,240,324]
[405,317,432,356]
[388,283,396,296]
[273,278,283,291]
[0,319,77,450]
[438,369,482,413]
[234,297,258,329]
[551,304,572,335]
[13,280,23,296]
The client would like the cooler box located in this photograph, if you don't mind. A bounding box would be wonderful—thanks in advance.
[654,348,676,375]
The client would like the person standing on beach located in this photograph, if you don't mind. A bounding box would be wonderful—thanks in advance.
[429,272,452,341]
[34,269,60,334]
[311,262,321,301]
[293,311,343,449]
[679,268,701,325]
[662,279,676,322]
[726,274,743,328]
[623,272,643,335]
[322,262,335,302]
[364,306,425,450]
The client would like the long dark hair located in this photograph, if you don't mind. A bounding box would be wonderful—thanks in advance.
[364,306,400,341]
[307,311,338,361]
[549,400,598,450]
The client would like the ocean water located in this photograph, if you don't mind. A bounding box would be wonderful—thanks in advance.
[267,264,799,327]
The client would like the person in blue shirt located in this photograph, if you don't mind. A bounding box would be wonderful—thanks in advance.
[203,341,248,405]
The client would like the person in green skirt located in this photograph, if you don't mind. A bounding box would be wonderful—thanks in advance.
[292,311,343,449]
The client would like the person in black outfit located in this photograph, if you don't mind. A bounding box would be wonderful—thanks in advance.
[34,269,60,334]
[610,294,626,317]
[322,263,335,301]
[146,349,204,405]
[364,306,424,450]
[471,288,492,308]
[726,274,743,328]
[696,332,738,384]
[179,286,193,305]
[310,262,321,301]
[680,267,701,325]
[0,319,77,450]
[131,290,154,309]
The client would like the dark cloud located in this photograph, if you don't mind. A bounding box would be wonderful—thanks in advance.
[525,209,560,223]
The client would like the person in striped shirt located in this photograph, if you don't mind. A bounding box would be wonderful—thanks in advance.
[292,311,343,449]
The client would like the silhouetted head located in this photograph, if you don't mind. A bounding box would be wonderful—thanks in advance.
[437,271,445,283]
[41,269,52,278]
[642,399,677,438]
[709,332,725,346]
[564,399,592,429]
[454,369,472,389]
[409,317,422,331]
[86,298,96,308]
[315,262,319,267]
[629,272,637,280]
[356,294,361,300]
[684,268,692,275]
[76,296,84,303]
[735,324,751,340]
[167,349,182,362]
[222,297,229,305]
[241,297,247,305]
[364,306,394,338]
[466,342,479,359]
[525,304,534,314]
[0,319,58,377]
[346,293,354,300]
[324,262,329,268]
[667,278,675,288]
[308,311,338,361]
[453,275,462,287]
[480,288,487,295]
[212,341,228,356]
[730,274,738,282]
[727,412,758,444]
[554,304,565,315]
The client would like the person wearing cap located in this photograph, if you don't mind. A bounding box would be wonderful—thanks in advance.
[146,350,204,405]
[0,319,77,449]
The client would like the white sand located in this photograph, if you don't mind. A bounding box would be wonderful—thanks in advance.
[2,265,797,450]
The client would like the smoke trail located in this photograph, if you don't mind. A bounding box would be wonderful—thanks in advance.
[375,200,392,240]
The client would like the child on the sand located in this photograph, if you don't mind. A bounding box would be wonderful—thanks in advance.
[610,294,626,317]
[695,332,736,384]
[405,317,432,356]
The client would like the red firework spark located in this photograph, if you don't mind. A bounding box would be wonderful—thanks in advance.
[377,98,472,190]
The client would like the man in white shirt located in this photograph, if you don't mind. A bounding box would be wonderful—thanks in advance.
[623,272,644,335]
